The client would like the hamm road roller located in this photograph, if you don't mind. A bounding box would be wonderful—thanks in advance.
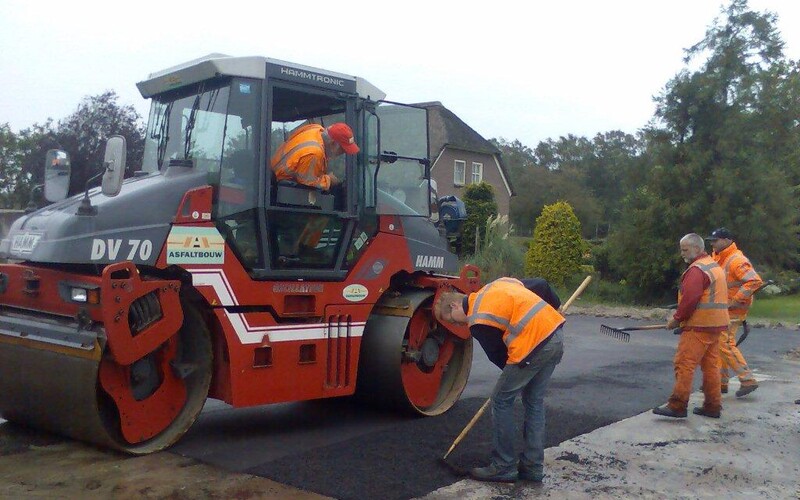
[0,54,480,454]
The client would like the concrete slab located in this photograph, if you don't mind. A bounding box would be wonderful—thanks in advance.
[419,356,800,499]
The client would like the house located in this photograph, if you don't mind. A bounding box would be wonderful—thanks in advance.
[417,102,515,216]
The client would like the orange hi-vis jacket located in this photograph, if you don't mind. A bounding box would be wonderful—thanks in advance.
[467,277,565,364]
[270,124,332,190]
[678,256,730,329]
[712,242,763,315]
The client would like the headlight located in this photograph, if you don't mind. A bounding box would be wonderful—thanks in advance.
[70,288,88,302]
[70,287,100,304]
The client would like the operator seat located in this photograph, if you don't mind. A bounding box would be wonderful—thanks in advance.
[272,171,334,211]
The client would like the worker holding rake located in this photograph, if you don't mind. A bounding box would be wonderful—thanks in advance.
[435,277,564,483]
[653,233,730,419]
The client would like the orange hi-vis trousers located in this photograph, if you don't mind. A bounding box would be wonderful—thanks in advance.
[719,313,757,388]
[668,329,722,413]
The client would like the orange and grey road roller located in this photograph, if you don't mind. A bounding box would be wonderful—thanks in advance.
[0,54,480,454]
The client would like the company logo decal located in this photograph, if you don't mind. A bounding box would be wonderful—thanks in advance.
[11,232,43,254]
[342,284,368,302]
[273,283,324,293]
[415,255,445,269]
[167,227,225,264]
[280,67,345,87]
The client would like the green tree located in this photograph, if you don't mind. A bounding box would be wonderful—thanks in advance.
[525,201,588,286]
[0,124,29,208]
[52,91,145,196]
[611,0,800,301]
[460,182,498,256]
[0,121,61,209]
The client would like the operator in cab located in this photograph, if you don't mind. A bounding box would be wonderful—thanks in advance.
[270,122,359,190]
[270,122,359,256]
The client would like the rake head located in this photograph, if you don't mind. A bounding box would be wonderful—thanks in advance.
[600,324,631,343]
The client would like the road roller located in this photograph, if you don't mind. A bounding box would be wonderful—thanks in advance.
[0,54,480,454]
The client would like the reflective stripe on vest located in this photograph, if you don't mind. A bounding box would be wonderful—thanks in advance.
[679,256,730,328]
[716,243,761,312]
[468,278,565,364]
[270,124,328,189]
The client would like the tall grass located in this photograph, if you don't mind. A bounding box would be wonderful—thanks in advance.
[465,214,525,282]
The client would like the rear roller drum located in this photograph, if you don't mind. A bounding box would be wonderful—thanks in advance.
[358,290,472,416]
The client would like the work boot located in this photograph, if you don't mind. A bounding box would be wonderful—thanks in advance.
[469,464,518,483]
[692,407,721,418]
[652,405,687,418]
[518,468,544,482]
[736,383,758,398]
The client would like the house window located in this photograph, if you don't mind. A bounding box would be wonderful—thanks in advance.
[454,160,466,186]
[471,162,483,184]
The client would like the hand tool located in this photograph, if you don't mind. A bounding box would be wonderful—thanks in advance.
[599,324,668,343]
[735,280,773,347]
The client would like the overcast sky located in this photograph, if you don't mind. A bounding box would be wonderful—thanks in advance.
[1,0,798,147]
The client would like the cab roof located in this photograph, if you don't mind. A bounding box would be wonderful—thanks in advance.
[136,53,386,101]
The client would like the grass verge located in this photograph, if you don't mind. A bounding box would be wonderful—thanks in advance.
[749,295,800,324]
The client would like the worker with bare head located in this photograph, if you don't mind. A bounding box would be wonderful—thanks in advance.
[706,227,762,397]
[653,233,730,419]
[435,277,564,483]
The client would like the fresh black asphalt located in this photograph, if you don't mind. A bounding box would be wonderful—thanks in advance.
[169,315,798,500]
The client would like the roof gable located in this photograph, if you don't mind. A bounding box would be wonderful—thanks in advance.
[415,102,500,157]
[417,101,514,196]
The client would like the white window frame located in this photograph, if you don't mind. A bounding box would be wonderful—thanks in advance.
[471,162,483,184]
[454,160,466,186]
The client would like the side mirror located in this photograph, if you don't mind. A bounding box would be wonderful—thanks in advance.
[101,135,127,197]
[44,150,71,202]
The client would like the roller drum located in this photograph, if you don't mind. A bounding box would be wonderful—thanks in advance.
[358,289,472,416]
[0,300,212,454]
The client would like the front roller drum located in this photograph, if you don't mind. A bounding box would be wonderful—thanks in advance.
[357,290,472,416]
[0,300,212,455]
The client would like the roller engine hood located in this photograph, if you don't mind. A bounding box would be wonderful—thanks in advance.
[0,168,208,265]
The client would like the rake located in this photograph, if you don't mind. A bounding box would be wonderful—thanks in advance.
[599,324,669,343]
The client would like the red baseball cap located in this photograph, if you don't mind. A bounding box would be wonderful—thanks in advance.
[327,123,360,155]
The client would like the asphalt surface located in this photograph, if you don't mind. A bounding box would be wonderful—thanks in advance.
[168,314,798,500]
[1,314,797,499]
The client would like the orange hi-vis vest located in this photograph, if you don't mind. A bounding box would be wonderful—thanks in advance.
[678,256,730,329]
[467,277,565,364]
[270,124,332,190]
[712,242,762,315]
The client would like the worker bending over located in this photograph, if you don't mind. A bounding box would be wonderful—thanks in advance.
[435,277,564,483]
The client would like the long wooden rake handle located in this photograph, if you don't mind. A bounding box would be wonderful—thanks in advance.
[615,324,669,332]
[442,398,491,460]
[559,275,592,314]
